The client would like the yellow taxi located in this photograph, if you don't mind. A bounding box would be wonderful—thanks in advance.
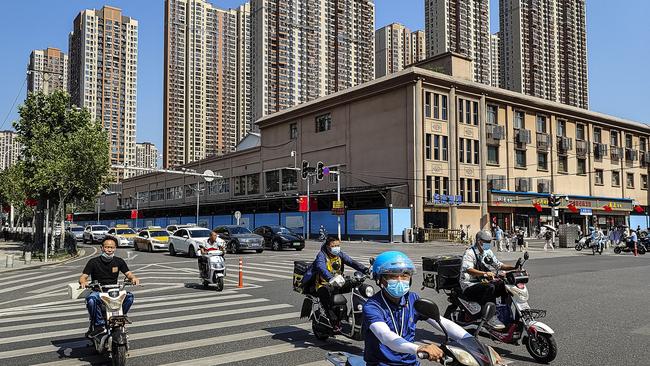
[133,226,171,252]
[108,225,137,247]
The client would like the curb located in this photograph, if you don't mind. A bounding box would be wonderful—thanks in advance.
[0,245,96,273]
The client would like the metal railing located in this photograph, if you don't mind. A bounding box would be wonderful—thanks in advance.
[416,228,466,243]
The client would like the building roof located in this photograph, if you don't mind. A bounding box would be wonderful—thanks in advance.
[235,132,261,151]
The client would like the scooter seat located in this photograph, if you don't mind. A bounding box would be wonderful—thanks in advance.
[332,294,348,306]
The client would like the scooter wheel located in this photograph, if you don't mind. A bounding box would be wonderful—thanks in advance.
[525,333,557,363]
[216,277,224,291]
[312,321,329,341]
[614,247,621,254]
[575,244,583,251]
[203,280,210,289]
[639,247,646,255]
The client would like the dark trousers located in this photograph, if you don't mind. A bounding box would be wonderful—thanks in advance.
[463,281,506,307]
[198,256,208,278]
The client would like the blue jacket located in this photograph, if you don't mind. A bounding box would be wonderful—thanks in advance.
[301,245,367,288]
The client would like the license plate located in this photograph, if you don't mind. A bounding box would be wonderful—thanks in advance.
[293,242,301,246]
[111,311,120,317]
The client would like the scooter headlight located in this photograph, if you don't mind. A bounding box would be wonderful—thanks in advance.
[447,345,480,366]
[362,284,375,298]
[211,262,224,269]
[487,346,503,365]
[100,293,126,311]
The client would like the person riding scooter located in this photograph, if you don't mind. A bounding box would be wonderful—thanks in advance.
[78,235,140,338]
[198,230,225,278]
[460,231,516,330]
[363,251,484,365]
[313,236,369,330]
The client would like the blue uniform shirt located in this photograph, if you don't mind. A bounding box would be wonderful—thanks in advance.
[362,291,422,366]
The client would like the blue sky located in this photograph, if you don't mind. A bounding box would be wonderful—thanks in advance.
[0,0,648,152]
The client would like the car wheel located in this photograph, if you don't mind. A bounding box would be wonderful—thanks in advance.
[134,243,139,251]
[272,240,281,251]
[256,249,264,254]
[189,246,196,258]
[230,241,240,254]
[169,244,176,256]
[148,244,153,252]
[296,246,304,251]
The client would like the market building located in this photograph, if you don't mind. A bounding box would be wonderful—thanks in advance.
[79,53,650,241]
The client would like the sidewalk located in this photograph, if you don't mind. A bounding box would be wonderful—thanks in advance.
[0,240,89,273]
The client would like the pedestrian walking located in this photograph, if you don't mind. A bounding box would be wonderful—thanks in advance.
[495,225,505,252]
[544,229,554,251]
[517,229,526,252]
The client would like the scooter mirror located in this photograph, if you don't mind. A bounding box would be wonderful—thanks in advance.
[353,271,364,280]
[414,298,441,324]
[369,257,375,265]
[482,302,497,321]
[524,251,530,261]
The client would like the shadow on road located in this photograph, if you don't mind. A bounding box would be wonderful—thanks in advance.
[51,337,108,365]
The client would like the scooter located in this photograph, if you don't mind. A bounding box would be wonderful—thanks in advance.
[86,280,134,366]
[574,235,591,251]
[199,247,226,291]
[590,236,604,255]
[613,238,647,255]
[438,252,557,363]
[300,270,374,341]
[326,299,503,366]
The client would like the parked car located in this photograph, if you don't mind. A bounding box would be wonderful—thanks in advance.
[67,225,85,241]
[83,225,110,244]
[214,225,264,254]
[169,227,223,257]
[133,226,170,252]
[107,225,137,247]
[166,224,195,235]
[253,225,304,251]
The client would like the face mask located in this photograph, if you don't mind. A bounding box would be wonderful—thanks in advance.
[100,252,114,261]
[482,243,491,251]
[384,279,410,298]
[329,247,341,256]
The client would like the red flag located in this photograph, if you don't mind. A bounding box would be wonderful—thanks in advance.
[130,209,138,219]
[602,204,613,212]
[634,205,644,213]
[66,213,73,221]
[533,202,543,212]
[567,203,578,213]
[298,196,308,212]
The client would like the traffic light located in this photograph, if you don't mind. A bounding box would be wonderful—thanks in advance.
[549,194,562,207]
[316,161,324,181]
[301,160,309,180]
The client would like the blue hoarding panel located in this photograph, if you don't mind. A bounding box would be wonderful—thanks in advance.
[212,215,232,227]
[167,217,181,225]
[154,217,169,228]
[346,209,389,236]
[180,216,195,225]
[629,215,648,230]
[281,212,307,236]
[392,208,412,237]
[254,213,280,228]
[198,216,212,228]
[310,211,343,236]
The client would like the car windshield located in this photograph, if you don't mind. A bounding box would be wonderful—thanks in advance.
[116,229,136,235]
[271,226,294,235]
[149,231,169,237]
[70,227,84,232]
[228,226,252,234]
[93,226,109,231]
[189,229,212,238]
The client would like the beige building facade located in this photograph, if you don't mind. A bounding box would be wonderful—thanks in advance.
[92,54,649,238]
[68,6,138,182]
[163,0,251,168]
[27,48,68,95]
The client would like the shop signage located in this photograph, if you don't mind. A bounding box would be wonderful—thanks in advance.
[489,193,632,211]
[434,194,463,205]
[331,200,345,216]
[579,208,593,216]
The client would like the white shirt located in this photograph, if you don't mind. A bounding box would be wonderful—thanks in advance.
[459,246,502,291]
[200,238,225,250]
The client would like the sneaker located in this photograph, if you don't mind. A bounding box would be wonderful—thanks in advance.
[487,316,505,330]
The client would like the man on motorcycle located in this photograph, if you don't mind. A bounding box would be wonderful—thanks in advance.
[460,231,516,330]
[363,251,472,365]
[78,236,140,338]
[198,230,226,276]
[314,236,368,330]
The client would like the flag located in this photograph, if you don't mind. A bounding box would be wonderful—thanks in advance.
[533,202,543,212]
[602,204,613,212]
[567,203,578,213]
[634,205,644,213]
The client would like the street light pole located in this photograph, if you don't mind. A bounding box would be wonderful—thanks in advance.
[96,197,100,224]
[306,175,311,239]
[196,182,200,224]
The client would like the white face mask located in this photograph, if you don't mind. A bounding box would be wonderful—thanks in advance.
[100,252,114,261]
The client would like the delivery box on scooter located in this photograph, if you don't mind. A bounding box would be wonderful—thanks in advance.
[422,255,462,292]
[67,282,92,299]
[293,260,311,294]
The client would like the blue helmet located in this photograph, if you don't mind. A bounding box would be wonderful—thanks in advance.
[371,251,416,281]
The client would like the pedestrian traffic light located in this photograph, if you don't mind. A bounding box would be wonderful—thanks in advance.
[316,161,324,181]
[301,160,309,180]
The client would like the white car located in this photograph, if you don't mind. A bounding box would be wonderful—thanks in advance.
[83,225,110,244]
[168,227,223,257]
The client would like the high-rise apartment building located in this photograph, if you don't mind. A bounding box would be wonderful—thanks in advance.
[135,142,158,174]
[489,33,501,88]
[425,0,490,84]
[375,23,426,78]
[0,131,22,171]
[27,48,68,95]
[68,6,138,181]
[251,0,375,121]
[499,0,588,109]
[163,0,251,168]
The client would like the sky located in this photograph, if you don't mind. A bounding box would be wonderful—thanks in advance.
[0,0,648,153]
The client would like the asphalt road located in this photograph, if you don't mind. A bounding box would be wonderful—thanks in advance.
[0,240,648,365]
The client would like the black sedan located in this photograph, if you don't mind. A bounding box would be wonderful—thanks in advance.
[253,225,305,251]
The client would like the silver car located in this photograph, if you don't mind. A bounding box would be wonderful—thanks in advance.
[83,225,109,244]
[214,225,264,254]
[67,226,85,241]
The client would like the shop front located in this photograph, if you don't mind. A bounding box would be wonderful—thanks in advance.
[489,191,633,236]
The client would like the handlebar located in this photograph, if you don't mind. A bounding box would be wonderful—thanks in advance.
[416,351,453,365]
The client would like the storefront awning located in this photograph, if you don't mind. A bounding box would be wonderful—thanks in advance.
[489,190,633,212]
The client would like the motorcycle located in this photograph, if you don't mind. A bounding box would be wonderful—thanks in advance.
[613,238,647,255]
[326,299,503,366]
[199,247,226,291]
[437,252,558,363]
[589,236,604,255]
[300,270,374,341]
[86,280,134,366]
[574,235,591,251]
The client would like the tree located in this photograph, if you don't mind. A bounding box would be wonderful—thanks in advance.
[0,163,32,227]
[13,90,110,250]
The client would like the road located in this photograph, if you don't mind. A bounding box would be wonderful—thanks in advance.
[0,240,648,365]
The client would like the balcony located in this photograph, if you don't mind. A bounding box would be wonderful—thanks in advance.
[576,140,588,157]
[625,148,638,162]
[593,142,608,159]
[486,125,505,144]
[610,146,623,161]
[557,136,573,153]
[536,132,550,151]
[515,129,531,147]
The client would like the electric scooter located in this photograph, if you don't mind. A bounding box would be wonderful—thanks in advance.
[199,247,226,291]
